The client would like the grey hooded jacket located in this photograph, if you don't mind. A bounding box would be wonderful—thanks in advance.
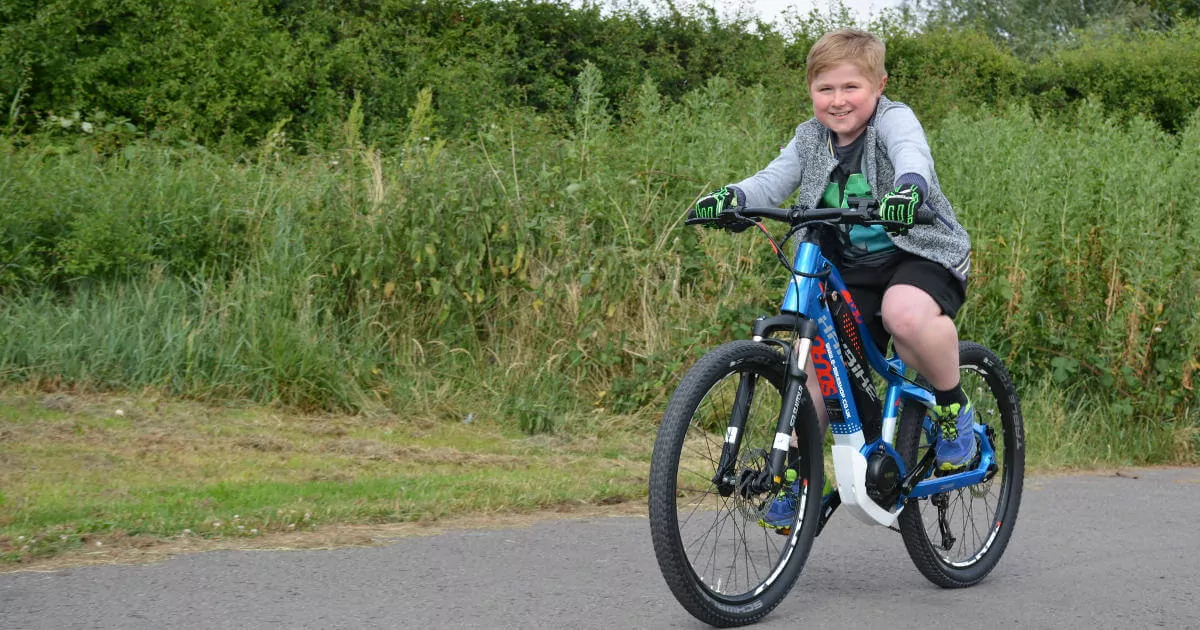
[730,95,971,281]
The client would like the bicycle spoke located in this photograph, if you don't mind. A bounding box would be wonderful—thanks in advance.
[650,341,822,624]
[898,342,1024,586]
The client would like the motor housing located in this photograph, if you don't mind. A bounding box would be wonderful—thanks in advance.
[865,446,902,508]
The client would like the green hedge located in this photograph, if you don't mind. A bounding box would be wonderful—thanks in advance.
[0,0,804,146]
[4,1,1199,146]
[883,26,1026,122]
[1028,22,1200,132]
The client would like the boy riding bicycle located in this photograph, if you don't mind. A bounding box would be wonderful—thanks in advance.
[691,29,976,530]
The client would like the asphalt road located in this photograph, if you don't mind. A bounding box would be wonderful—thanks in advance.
[2,468,1198,629]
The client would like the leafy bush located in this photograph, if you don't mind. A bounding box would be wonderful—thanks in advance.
[884,26,1025,123]
[0,0,310,146]
[0,0,807,146]
[0,137,254,289]
[1027,20,1200,132]
[5,1,1197,146]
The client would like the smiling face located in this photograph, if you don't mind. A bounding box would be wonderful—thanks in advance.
[808,62,886,146]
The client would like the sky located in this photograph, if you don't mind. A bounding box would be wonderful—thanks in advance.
[578,0,909,25]
[712,0,906,24]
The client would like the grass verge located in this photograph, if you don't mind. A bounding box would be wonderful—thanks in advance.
[1,384,1194,570]
[0,389,653,570]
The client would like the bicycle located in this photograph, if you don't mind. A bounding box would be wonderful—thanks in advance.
[647,198,1025,627]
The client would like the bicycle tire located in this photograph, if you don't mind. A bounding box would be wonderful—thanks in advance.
[897,341,1025,587]
[648,340,824,627]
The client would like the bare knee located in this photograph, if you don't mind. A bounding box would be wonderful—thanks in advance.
[881,285,942,344]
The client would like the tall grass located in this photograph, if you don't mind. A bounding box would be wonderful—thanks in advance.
[937,101,1200,432]
[1,72,1197,462]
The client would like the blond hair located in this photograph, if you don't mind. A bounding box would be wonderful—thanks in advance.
[805,29,887,85]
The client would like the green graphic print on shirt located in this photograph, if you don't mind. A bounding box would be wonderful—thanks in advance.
[820,173,895,254]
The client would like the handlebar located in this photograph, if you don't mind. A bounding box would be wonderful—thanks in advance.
[686,196,938,231]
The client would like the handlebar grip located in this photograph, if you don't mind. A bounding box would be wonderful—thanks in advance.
[684,208,714,225]
[684,208,756,232]
[915,207,937,225]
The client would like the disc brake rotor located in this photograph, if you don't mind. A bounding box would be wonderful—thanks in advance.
[735,448,773,520]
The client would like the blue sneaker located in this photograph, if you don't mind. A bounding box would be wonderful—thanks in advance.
[758,470,834,531]
[933,400,977,474]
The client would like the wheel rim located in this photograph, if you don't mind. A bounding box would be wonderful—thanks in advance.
[912,362,1012,567]
[673,368,810,600]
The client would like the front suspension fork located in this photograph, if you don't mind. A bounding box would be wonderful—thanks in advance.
[766,335,815,486]
[713,369,758,496]
[713,319,819,497]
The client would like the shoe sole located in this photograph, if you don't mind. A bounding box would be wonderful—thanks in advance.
[757,519,792,535]
[934,464,967,477]
[934,440,981,477]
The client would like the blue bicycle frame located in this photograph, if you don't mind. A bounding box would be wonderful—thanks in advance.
[776,237,996,527]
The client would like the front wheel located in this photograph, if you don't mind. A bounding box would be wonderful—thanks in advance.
[648,340,824,627]
[897,341,1025,587]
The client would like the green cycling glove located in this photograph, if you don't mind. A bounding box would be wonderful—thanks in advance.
[688,186,753,232]
[879,183,921,229]
[692,186,741,221]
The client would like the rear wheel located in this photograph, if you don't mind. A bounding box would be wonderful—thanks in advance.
[897,341,1025,587]
[648,340,823,627]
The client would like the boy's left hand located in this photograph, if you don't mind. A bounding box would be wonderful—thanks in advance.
[880,184,921,229]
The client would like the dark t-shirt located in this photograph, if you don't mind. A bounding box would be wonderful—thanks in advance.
[820,133,899,268]
[830,133,865,197]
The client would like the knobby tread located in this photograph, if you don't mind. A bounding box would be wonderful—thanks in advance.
[648,340,822,627]
[897,341,1025,588]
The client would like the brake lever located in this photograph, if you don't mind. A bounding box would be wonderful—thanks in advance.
[720,210,757,233]
[684,209,754,232]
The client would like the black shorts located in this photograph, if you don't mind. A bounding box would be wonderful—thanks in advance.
[839,251,967,352]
